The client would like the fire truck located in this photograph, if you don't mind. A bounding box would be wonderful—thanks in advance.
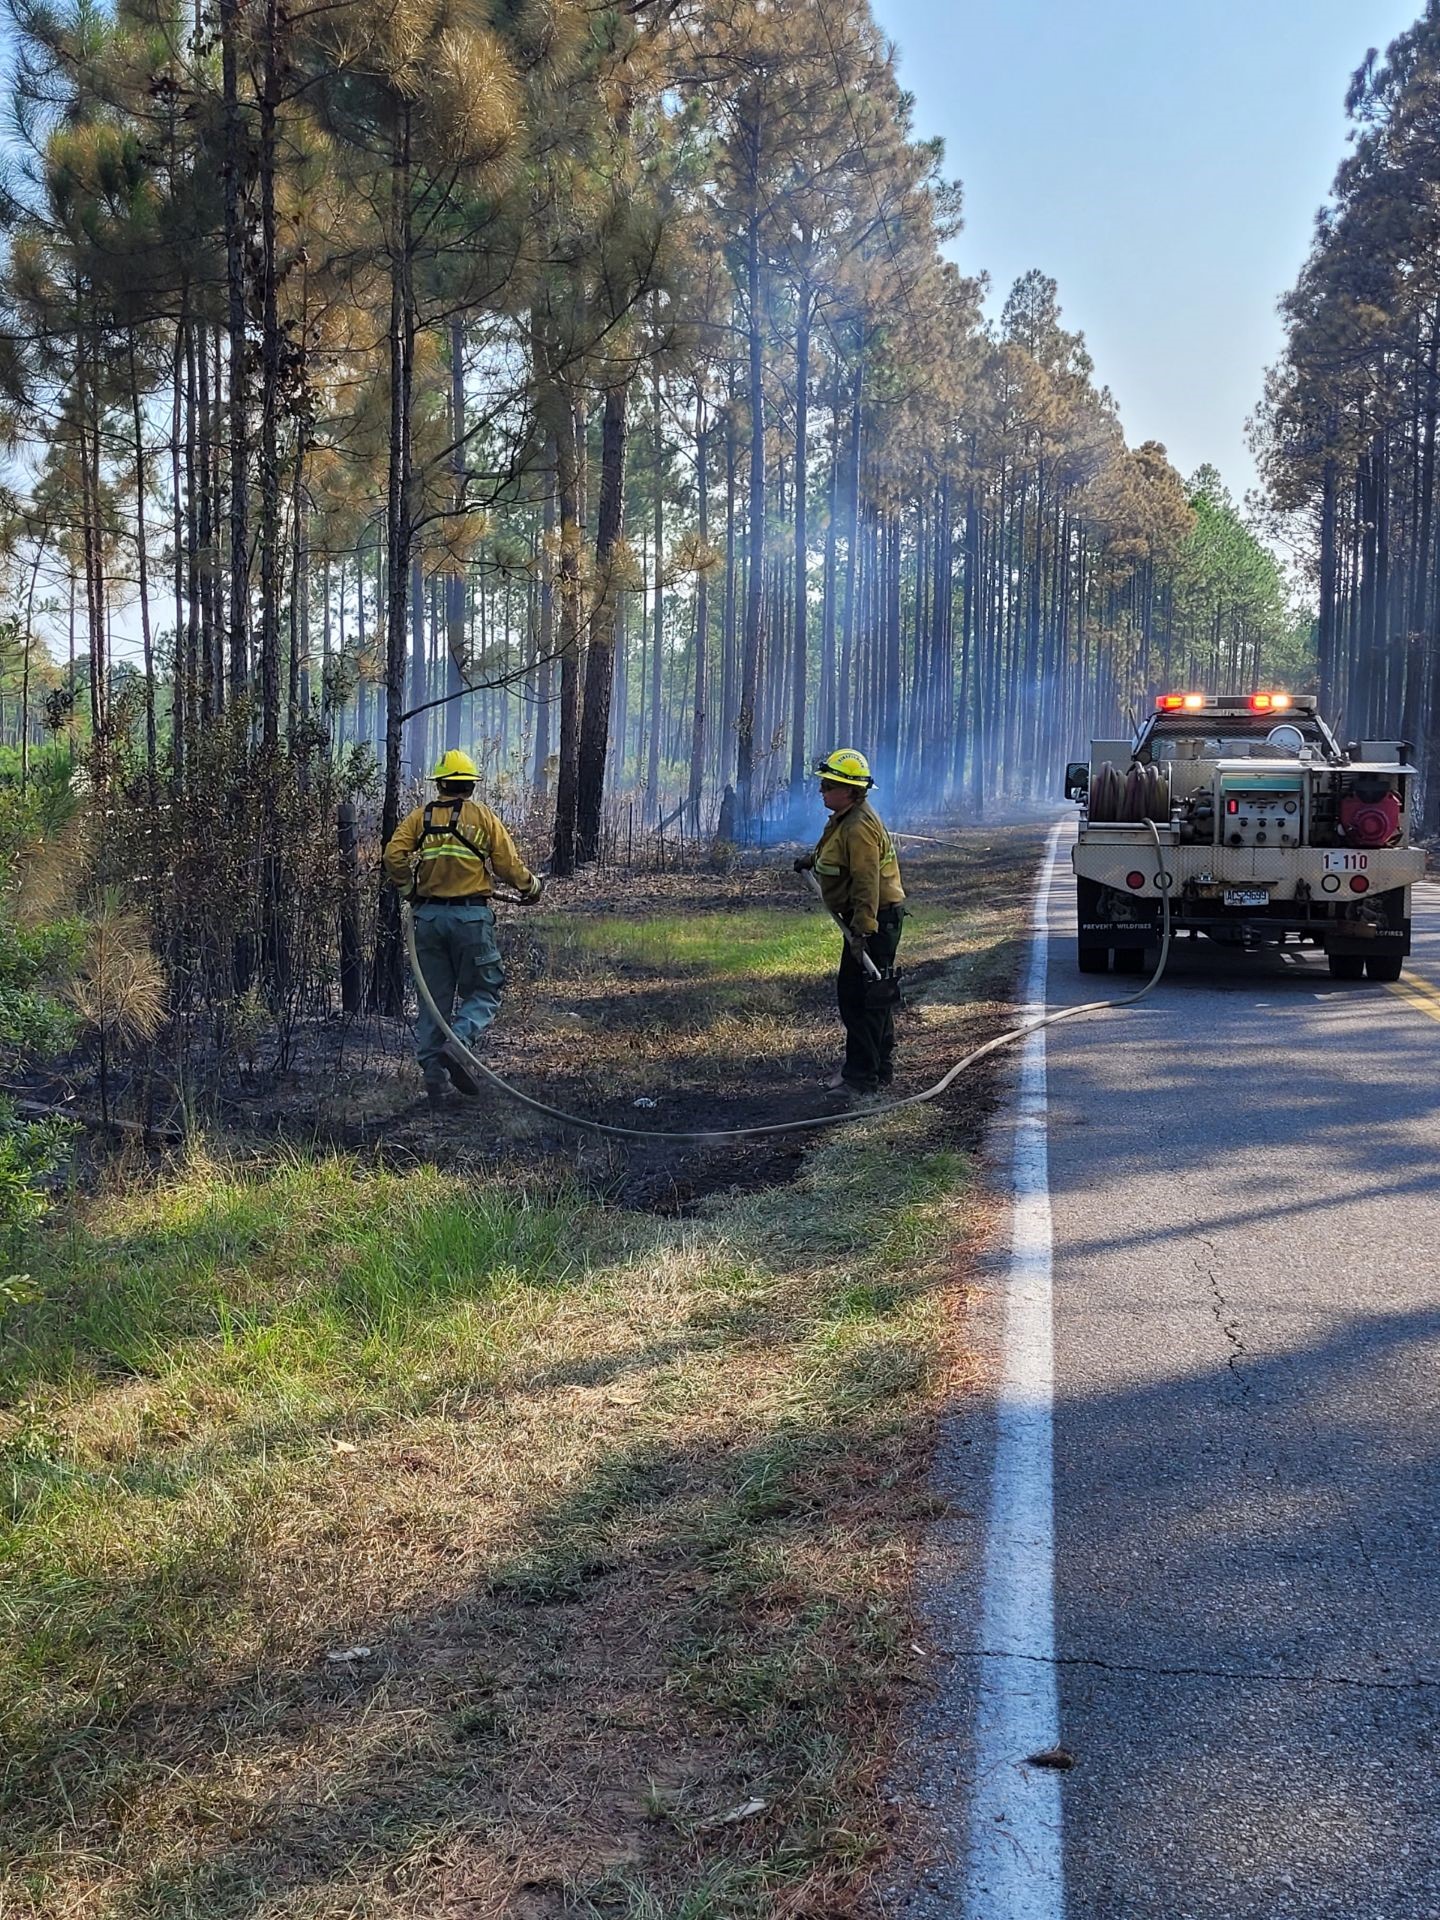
[1065,692,1426,980]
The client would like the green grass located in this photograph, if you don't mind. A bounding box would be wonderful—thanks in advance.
[533,904,949,981]
[0,833,1041,1919]
[0,1122,972,1919]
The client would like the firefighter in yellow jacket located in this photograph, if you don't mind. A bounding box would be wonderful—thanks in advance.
[795,749,906,1094]
[383,750,544,1105]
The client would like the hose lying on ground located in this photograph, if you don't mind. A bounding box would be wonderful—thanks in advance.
[402,820,1172,1145]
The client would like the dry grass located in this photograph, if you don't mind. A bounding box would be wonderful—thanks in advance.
[0,827,1042,1920]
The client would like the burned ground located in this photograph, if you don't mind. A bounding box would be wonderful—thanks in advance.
[184,828,1040,1211]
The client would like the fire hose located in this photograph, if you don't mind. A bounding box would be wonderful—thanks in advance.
[798,866,893,990]
[402,820,1172,1145]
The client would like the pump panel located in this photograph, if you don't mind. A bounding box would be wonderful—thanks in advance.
[1217,773,1303,850]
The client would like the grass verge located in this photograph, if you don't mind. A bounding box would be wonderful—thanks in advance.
[1,829,1041,1918]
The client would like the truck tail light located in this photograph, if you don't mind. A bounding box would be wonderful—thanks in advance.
[1350,875,1370,894]
[1126,871,1145,889]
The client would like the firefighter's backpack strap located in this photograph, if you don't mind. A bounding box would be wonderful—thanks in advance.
[415,801,490,872]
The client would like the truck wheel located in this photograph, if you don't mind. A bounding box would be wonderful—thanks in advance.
[1327,954,1366,981]
[1112,949,1145,975]
[1365,955,1403,982]
[1077,944,1109,974]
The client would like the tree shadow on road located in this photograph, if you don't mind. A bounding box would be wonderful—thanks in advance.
[889,1116,1440,1919]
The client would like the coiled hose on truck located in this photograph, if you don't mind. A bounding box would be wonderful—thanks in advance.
[1088,762,1171,824]
[402,820,1173,1145]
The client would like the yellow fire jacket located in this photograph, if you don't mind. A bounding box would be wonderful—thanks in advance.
[383,798,539,901]
[812,801,905,936]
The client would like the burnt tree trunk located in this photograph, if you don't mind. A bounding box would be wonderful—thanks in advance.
[220,0,250,697]
[371,119,415,1014]
[577,381,630,861]
[736,185,766,822]
[688,393,709,832]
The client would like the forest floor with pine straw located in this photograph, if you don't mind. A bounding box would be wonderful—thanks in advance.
[2,823,1045,1920]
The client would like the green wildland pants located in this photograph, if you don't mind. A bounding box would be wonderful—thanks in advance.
[412,898,505,1072]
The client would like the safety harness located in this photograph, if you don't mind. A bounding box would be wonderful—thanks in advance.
[409,799,490,901]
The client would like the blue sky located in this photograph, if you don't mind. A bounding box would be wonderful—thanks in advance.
[871,0,1423,503]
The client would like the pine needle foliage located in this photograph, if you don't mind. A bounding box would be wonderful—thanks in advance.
[1257,4,1440,804]
[66,890,165,1049]
[0,0,1317,1095]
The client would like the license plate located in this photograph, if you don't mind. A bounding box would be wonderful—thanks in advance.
[1224,887,1269,907]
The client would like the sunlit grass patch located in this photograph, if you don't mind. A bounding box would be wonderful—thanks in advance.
[533,904,949,983]
[1,1151,584,1403]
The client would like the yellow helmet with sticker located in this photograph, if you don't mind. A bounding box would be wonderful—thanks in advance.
[813,748,874,791]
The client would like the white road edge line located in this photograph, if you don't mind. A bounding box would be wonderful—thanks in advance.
[965,820,1066,1920]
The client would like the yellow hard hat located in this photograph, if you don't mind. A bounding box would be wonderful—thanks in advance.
[432,749,478,782]
[814,748,873,790]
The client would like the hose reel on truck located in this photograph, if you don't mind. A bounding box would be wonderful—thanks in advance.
[1087,760,1171,827]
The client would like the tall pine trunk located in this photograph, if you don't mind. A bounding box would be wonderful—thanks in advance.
[257,0,282,749]
[837,357,862,744]
[647,359,664,816]
[736,193,765,822]
[550,393,584,875]
[577,381,629,860]
[128,340,158,790]
[220,0,250,697]
[533,468,555,784]
[371,119,415,1014]
[688,394,709,831]
[788,269,811,795]
[445,317,469,755]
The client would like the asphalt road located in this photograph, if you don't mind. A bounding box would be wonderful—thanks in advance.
[891,829,1440,1920]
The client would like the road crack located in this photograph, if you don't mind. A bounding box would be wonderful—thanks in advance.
[1199,1233,1248,1390]
[963,1647,1439,1694]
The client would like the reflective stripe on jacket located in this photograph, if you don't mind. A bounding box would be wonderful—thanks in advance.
[812,801,905,936]
[383,798,536,900]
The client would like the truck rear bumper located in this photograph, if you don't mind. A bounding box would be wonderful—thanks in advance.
[1072,836,1425,897]
[1076,877,1411,954]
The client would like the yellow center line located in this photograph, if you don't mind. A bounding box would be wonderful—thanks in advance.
[1393,967,1440,1002]
[1387,978,1440,1023]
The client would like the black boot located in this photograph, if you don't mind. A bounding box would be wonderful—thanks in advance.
[441,1040,483,1098]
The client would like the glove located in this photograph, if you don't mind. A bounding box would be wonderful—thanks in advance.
[793,855,815,874]
[521,874,545,904]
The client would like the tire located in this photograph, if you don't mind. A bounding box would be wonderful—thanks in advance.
[1077,944,1109,974]
[1112,949,1145,975]
[1327,953,1366,981]
[1365,954,1403,982]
